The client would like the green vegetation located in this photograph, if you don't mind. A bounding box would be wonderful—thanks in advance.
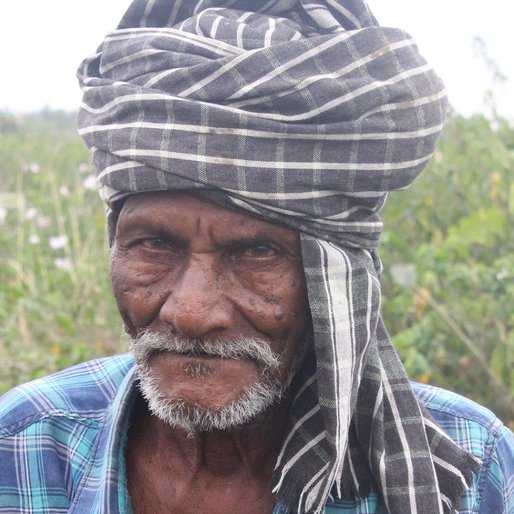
[0,108,513,427]
[0,110,124,387]
[380,109,514,426]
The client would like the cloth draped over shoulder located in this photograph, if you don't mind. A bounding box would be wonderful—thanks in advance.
[77,1,479,512]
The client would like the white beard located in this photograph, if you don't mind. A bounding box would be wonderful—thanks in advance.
[131,332,288,437]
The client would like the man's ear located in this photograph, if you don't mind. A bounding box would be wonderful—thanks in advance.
[123,320,139,340]
[107,199,125,247]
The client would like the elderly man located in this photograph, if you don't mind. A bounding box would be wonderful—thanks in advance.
[1,0,513,513]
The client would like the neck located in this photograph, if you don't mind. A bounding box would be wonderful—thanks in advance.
[128,392,292,479]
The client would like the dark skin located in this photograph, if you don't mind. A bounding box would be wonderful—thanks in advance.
[110,192,311,514]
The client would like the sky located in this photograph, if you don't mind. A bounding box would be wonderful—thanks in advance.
[1,0,513,120]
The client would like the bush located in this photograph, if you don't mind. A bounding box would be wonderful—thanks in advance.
[381,110,514,427]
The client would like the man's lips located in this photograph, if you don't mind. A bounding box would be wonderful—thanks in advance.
[158,350,231,359]
[179,352,225,360]
[151,351,259,368]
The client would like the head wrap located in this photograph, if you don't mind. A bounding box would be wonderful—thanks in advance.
[77,1,479,512]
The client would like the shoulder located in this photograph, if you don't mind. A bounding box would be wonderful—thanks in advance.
[412,382,504,429]
[412,382,505,436]
[0,354,135,512]
[0,353,135,436]
[412,382,511,456]
[412,382,514,513]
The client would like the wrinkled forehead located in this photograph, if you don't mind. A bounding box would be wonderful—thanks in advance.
[111,190,301,244]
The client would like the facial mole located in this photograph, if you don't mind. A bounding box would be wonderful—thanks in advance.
[274,311,285,320]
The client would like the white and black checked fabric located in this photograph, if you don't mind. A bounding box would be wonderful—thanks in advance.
[77,1,479,512]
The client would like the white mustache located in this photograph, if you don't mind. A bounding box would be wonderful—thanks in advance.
[131,332,281,371]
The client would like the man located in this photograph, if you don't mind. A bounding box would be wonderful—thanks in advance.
[1,0,513,513]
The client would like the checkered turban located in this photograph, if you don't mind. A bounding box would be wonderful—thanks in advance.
[77,1,479,512]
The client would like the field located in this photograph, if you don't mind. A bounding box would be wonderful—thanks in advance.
[1,109,513,428]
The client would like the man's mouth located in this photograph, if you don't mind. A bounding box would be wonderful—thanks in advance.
[184,352,236,363]
[131,333,281,372]
[159,349,239,360]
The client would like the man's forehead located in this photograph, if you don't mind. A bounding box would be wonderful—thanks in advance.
[117,191,301,243]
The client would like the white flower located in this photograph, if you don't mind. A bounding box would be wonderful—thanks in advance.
[496,269,509,281]
[390,263,417,288]
[0,207,7,224]
[59,185,70,197]
[29,163,40,174]
[54,258,71,271]
[49,235,68,249]
[25,207,38,220]
[36,215,51,228]
[78,163,90,174]
[29,234,40,245]
[82,174,97,190]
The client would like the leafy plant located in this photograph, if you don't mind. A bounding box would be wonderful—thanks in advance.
[381,110,514,427]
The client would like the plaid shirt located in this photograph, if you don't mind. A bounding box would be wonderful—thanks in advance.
[0,354,513,513]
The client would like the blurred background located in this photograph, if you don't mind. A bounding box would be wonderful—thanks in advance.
[0,0,513,427]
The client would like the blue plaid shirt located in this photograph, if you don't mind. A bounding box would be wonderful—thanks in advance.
[1,354,513,513]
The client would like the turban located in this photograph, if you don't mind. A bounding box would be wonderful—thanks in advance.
[77,1,479,512]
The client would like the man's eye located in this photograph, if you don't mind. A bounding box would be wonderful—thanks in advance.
[240,243,279,259]
[140,237,170,250]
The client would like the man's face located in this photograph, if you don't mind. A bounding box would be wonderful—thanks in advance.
[110,192,311,433]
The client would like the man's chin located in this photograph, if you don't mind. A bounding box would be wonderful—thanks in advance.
[136,364,284,437]
[130,332,290,435]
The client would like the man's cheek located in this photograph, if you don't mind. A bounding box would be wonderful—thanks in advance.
[111,262,172,331]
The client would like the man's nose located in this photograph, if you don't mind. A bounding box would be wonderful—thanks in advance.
[159,256,233,338]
